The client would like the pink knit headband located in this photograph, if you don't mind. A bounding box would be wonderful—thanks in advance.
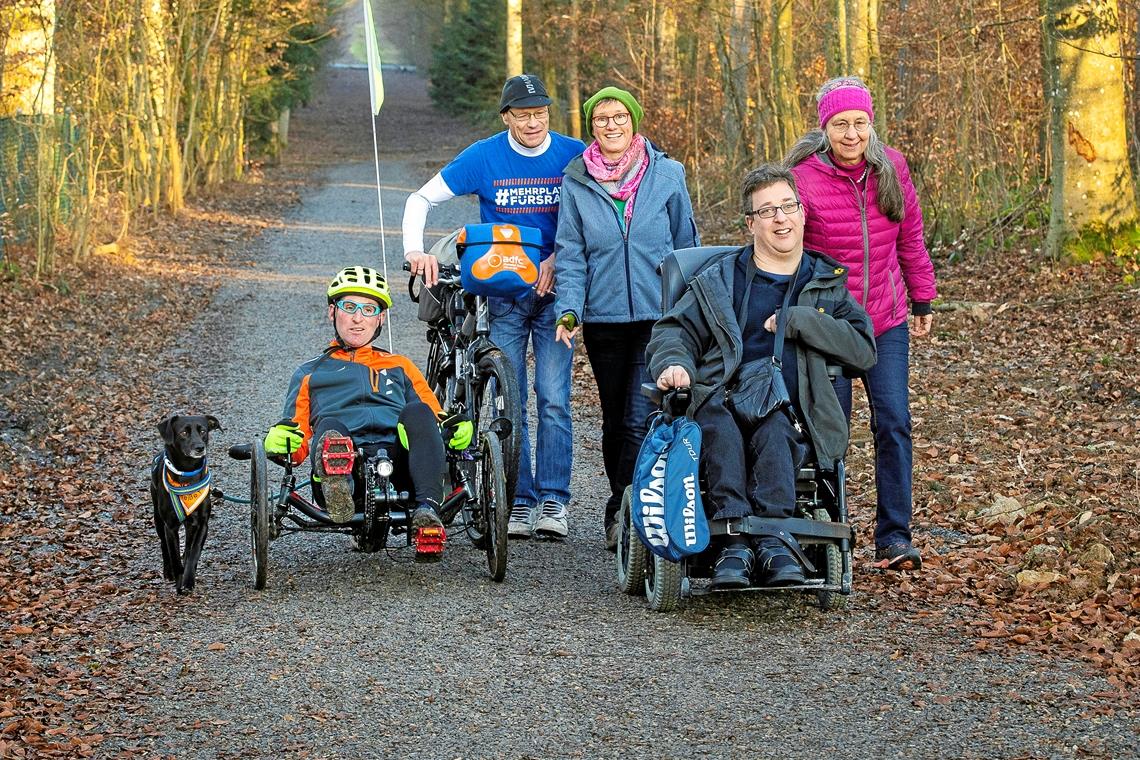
[818,86,874,129]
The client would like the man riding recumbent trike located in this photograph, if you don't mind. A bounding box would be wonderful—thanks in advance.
[616,164,878,611]
[223,266,511,589]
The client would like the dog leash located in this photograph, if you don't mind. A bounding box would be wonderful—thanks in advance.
[162,455,213,522]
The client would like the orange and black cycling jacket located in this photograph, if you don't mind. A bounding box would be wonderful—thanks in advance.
[281,342,442,465]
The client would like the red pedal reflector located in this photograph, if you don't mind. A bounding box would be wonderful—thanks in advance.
[321,435,355,476]
[415,526,446,554]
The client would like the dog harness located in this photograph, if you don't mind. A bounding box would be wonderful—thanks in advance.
[162,456,213,523]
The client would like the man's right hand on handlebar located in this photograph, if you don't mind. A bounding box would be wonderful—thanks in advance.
[656,365,691,391]
[405,251,440,287]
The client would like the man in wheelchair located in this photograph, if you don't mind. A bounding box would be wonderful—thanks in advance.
[263,266,472,559]
[647,165,876,589]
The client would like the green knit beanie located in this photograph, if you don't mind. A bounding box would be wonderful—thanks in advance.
[583,86,644,133]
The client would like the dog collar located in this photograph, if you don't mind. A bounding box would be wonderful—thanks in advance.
[162,455,212,523]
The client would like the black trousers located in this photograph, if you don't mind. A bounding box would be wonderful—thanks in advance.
[582,321,657,527]
[694,391,807,521]
[310,401,445,508]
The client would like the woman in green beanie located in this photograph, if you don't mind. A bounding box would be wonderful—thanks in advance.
[553,85,699,551]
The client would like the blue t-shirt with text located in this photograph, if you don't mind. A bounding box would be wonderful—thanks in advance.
[440,131,585,259]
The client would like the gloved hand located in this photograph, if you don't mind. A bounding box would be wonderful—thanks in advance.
[265,421,304,455]
[555,312,578,331]
[439,412,473,450]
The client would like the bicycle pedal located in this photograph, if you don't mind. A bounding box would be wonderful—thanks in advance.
[321,435,355,476]
[414,525,446,559]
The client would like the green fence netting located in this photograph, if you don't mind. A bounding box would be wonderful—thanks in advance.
[0,113,80,264]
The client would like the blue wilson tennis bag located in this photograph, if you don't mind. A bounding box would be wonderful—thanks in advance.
[456,223,542,298]
[631,414,709,561]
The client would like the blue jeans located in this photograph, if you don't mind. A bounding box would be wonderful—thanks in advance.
[489,290,573,507]
[834,322,913,548]
[582,321,657,527]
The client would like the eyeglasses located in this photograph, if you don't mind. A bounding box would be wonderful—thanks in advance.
[335,299,384,317]
[827,119,871,135]
[507,108,550,124]
[745,201,802,219]
[592,112,631,129]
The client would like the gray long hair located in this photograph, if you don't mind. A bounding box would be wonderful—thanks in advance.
[783,124,905,223]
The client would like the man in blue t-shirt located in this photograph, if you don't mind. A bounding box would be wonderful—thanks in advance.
[402,74,585,542]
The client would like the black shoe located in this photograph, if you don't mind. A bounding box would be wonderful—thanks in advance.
[875,542,922,570]
[710,544,754,590]
[756,541,805,587]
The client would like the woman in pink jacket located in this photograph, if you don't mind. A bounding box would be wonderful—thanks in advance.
[786,76,937,571]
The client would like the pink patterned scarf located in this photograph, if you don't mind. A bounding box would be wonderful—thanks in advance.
[582,133,649,228]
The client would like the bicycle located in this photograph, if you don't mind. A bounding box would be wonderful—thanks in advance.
[406,262,523,545]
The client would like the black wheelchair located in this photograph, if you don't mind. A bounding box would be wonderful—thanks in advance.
[615,246,854,612]
[222,423,510,589]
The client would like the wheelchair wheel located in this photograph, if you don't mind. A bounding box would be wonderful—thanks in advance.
[812,508,844,611]
[250,439,270,590]
[479,432,509,582]
[645,554,683,612]
[476,349,522,504]
[615,487,646,596]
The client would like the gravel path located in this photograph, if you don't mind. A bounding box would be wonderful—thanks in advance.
[114,62,1137,759]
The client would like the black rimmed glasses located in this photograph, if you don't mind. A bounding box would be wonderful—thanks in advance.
[745,201,802,219]
[335,299,384,318]
[591,112,630,129]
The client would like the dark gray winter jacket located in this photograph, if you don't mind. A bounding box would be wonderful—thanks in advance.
[645,246,877,469]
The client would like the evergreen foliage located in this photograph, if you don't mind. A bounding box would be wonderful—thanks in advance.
[429,0,505,124]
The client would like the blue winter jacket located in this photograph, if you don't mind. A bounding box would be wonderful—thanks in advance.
[554,144,699,324]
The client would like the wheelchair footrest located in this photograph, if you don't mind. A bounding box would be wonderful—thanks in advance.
[414,525,446,558]
[321,435,355,476]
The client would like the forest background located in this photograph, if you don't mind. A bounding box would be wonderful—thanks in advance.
[5,0,1140,277]
[0,0,1137,723]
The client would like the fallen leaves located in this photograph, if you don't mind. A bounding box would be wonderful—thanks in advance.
[0,164,300,758]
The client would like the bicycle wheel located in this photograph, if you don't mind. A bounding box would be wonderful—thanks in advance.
[425,331,449,401]
[250,439,270,590]
[475,349,522,505]
[479,432,509,582]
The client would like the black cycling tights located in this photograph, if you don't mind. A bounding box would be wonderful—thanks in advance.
[311,401,445,507]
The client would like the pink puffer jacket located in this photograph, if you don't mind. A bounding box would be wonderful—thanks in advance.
[791,149,937,337]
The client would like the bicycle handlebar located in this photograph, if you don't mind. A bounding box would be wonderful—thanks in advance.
[404,260,463,302]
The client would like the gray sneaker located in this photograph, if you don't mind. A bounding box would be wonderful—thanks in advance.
[508,503,536,538]
[535,500,569,540]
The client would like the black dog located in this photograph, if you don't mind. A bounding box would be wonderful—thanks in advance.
[151,414,221,594]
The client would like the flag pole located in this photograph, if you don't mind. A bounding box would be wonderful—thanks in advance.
[362,0,393,352]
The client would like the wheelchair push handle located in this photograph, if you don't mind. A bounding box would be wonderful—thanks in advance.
[662,387,692,422]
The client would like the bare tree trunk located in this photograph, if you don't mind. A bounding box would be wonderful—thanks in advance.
[847,0,870,78]
[506,0,522,77]
[716,0,750,166]
[1041,0,1138,257]
[772,0,801,157]
[566,0,581,140]
[834,0,848,75]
